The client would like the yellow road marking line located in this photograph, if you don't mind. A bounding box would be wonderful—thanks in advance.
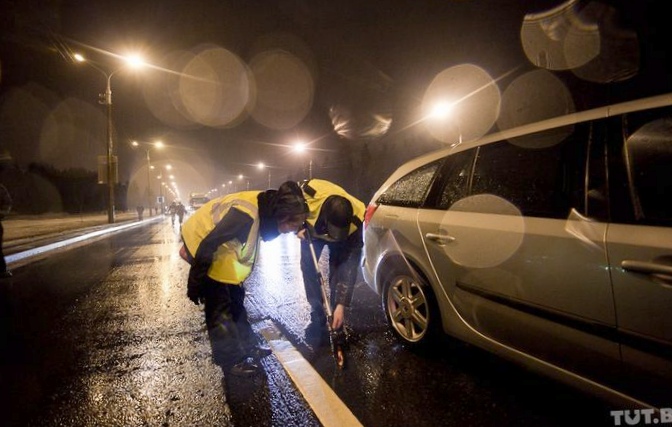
[259,325,363,427]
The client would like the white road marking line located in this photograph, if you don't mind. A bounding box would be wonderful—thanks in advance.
[6,217,159,265]
[259,324,363,427]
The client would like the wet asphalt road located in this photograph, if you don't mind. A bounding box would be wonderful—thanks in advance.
[0,218,617,426]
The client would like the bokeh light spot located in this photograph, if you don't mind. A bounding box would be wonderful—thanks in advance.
[179,46,251,128]
[249,50,314,130]
[521,0,639,83]
[39,98,103,170]
[498,69,574,148]
[0,84,55,167]
[142,50,201,130]
[422,64,500,146]
[442,194,524,268]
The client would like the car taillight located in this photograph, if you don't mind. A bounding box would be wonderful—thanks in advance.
[363,202,378,230]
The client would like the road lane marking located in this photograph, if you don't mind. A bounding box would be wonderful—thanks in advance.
[259,324,363,427]
[6,217,160,266]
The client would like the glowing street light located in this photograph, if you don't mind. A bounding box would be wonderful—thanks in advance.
[157,164,173,214]
[257,162,272,189]
[75,52,145,223]
[429,100,462,145]
[429,101,454,119]
[237,173,249,191]
[293,142,313,179]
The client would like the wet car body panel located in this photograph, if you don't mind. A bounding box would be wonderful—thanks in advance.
[361,93,672,409]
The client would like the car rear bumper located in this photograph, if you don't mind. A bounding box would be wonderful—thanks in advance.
[360,255,378,294]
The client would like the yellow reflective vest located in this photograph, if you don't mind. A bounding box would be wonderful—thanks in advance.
[301,179,365,237]
[181,191,261,284]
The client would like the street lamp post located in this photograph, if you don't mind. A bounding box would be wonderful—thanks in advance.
[146,150,152,214]
[159,179,164,214]
[158,164,173,214]
[104,75,114,223]
[237,174,249,191]
[74,53,145,224]
[257,162,272,189]
[293,142,313,180]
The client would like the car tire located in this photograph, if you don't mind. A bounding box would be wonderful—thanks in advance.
[382,264,440,347]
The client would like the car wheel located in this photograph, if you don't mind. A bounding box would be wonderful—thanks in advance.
[382,266,440,346]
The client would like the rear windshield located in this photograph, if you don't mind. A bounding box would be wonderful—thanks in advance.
[190,197,209,205]
[376,160,442,208]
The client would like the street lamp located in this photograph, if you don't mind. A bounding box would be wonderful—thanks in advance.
[237,174,249,191]
[167,181,179,201]
[131,140,164,216]
[293,142,313,179]
[157,164,173,214]
[75,53,145,223]
[429,100,462,146]
[257,162,272,189]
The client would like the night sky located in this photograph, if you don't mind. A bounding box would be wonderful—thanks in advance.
[1,0,670,202]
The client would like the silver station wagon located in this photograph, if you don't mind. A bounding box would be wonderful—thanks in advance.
[361,93,672,409]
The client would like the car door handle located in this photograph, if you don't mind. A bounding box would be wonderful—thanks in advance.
[621,260,672,277]
[425,232,456,244]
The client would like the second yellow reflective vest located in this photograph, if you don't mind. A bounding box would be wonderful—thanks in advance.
[301,179,366,236]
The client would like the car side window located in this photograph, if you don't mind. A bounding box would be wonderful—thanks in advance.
[470,124,588,219]
[611,107,672,226]
[376,160,441,207]
[429,150,474,210]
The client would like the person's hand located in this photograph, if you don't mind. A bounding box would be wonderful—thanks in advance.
[296,228,307,240]
[187,278,201,305]
[331,304,345,330]
[179,245,191,264]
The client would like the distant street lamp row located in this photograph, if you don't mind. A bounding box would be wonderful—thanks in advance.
[215,142,314,196]
[131,140,165,215]
[72,50,464,222]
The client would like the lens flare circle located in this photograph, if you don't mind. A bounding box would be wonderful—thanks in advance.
[179,46,252,128]
[442,194,524,268]
[249,50,314,130]
[498,69,575,148]
[422,64,500,146]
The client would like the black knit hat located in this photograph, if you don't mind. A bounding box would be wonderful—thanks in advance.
[321,195,352,241]
[272,181,308,219]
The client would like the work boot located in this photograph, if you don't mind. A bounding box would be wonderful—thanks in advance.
[230,357,261,377]
[247,343,273,360]
[331,327,348,349]
[304,319,329,348]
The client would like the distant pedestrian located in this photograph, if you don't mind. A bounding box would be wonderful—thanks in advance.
[175,201,186,225]
[168,201,178,225]
[136,205,145,221]
[0,184,11,278]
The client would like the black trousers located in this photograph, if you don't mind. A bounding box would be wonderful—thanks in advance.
[300,238,328,323]
[201,276,256,369]
[299,238,360,325]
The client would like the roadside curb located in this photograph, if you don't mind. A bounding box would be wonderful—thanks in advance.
[6,216,163,268]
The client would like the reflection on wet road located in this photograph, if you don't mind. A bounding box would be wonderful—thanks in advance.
[0,220,615,426]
